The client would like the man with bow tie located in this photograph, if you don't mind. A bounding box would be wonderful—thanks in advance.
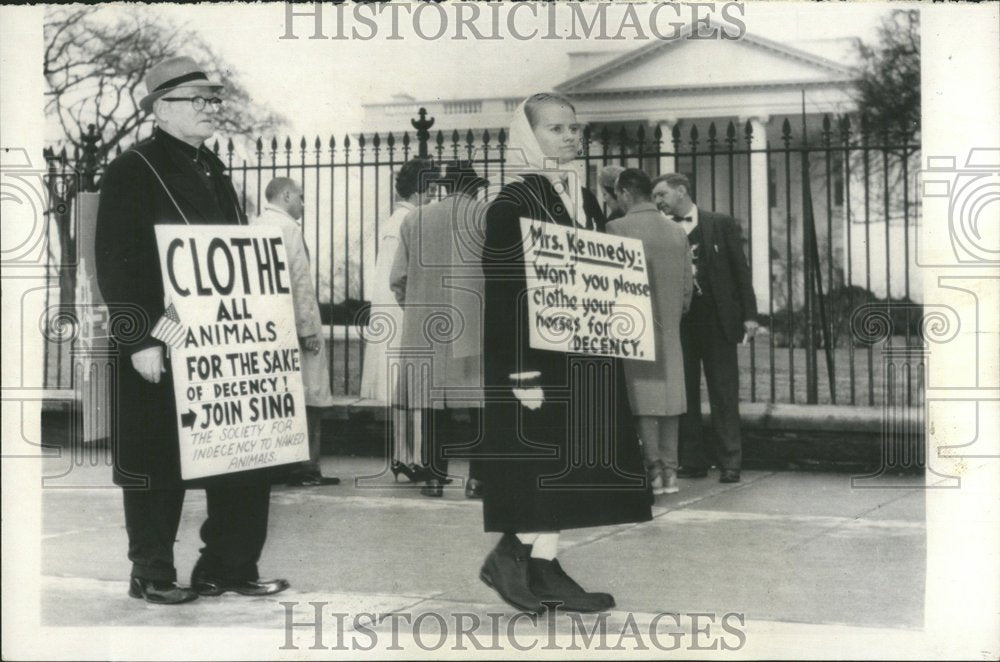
[651,173,759,484]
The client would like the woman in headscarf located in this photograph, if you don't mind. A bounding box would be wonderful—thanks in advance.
[360,157,434,482]
[478,93,652,613]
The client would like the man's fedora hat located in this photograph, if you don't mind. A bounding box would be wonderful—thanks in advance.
[435,160,489,193]
[139,56,223,113]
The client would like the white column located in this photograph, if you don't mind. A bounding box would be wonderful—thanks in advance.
[741,115,771,312]
[652,117,677,175]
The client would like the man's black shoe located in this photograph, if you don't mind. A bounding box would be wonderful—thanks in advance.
[719,470,741,483]
[676,466,709,478]
[480,534,545,614]
[128,577,198,605]
[191,576,290,597]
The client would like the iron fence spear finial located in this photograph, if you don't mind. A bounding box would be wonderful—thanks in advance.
[411,107,434,158]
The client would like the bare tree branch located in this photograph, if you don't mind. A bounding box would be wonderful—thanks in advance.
[45,5,286,160]
[43,4,288,309]
[851,9,920,143]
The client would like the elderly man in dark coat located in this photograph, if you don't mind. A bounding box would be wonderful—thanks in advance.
[95,56,288,604]
[607,169,692,495]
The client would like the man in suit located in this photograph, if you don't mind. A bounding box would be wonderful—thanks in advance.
[95,56,288,603]
[606,169,692,495]
[651,173,758,483]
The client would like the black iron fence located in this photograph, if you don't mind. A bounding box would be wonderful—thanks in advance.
[43,109,922,406]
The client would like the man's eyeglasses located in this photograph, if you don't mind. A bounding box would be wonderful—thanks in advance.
[160,96,224,113]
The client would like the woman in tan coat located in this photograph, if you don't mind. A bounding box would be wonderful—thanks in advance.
[389,162,487,497]
[360,158,434,482]
[606,168,693,495]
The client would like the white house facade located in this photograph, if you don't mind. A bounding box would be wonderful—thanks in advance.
[362,29,920,307]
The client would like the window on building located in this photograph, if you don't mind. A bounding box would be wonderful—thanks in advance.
[504,99,521,112]
[444,101,483,115]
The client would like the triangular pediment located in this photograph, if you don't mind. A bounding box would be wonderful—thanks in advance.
[557,31,855,93]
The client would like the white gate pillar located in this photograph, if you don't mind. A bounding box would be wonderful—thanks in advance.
[652,117,678,176]
[740,114,772,311]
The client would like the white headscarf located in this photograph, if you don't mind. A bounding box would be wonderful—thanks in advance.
[506,98,589,227]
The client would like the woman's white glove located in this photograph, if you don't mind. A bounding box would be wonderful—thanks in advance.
[131,346,166,384]
[512,387,545,410]
[510,371,544,410]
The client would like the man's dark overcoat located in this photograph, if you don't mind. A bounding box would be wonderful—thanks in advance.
[95,128,264,489]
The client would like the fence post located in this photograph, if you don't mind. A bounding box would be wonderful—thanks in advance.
[411,107,434,159]
[80,123,101,192]
[800,123,818,403]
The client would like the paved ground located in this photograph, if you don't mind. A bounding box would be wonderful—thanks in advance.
[39,455,927,656]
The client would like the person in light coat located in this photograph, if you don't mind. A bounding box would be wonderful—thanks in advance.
[606,168,693,495]
[360,158,435,483]
[254,177,337,487]
[389,161,488,498]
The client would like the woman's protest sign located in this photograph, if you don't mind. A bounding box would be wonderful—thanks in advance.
[154,225,309,480]
[520,219,656,361]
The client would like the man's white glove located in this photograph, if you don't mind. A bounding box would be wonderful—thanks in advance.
[131,346,166,384]
[301,334,321,354]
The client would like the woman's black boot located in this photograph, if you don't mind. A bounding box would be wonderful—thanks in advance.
[528,558,615,612]
[479,534,545,614]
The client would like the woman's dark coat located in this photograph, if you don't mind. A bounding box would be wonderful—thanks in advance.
[479,174,653,532]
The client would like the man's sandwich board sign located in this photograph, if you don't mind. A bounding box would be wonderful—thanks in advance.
[154,225,309,480]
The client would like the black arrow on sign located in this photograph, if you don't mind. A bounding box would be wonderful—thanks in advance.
[180,409,197,429]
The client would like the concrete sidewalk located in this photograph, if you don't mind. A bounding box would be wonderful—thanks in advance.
[39,455,926,656]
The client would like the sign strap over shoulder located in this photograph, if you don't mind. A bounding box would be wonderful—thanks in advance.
[128,150,190,353]
[129,150,191,225]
